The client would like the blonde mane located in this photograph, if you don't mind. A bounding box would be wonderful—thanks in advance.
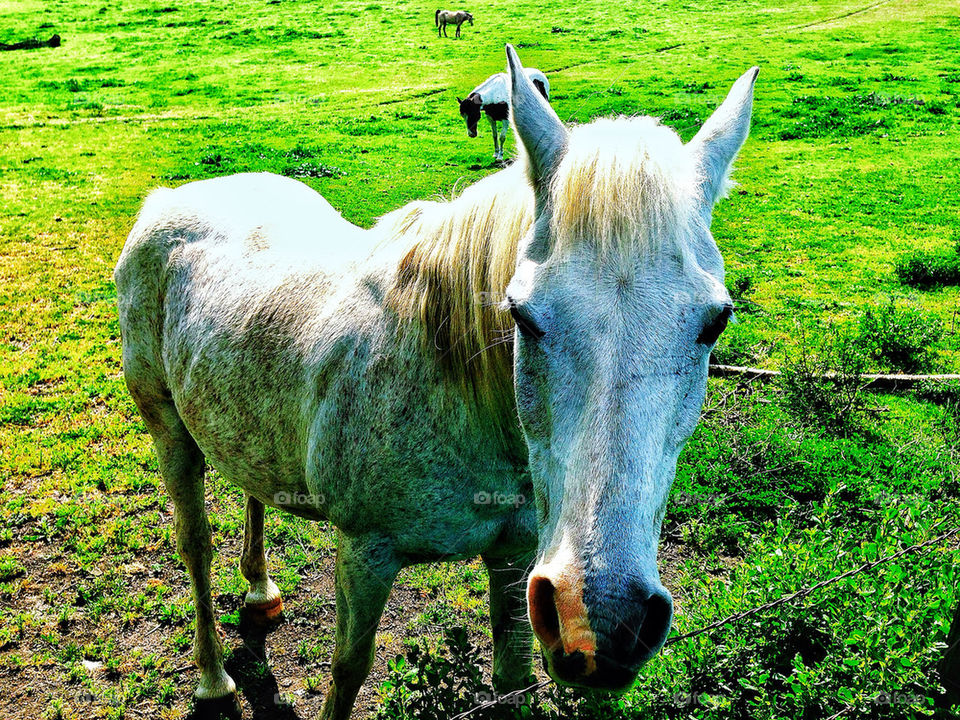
[379,163,534,426]
[379,115,699,422]
[550,116,700,257]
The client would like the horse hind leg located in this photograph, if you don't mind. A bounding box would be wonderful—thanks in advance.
[490,116,502,161]
[240,494,283,621]
[136,395,236,700]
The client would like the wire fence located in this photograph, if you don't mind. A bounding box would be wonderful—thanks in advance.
[450,523,960,720]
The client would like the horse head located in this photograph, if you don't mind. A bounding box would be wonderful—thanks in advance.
[503,44,757,691]
[458,93,483,137]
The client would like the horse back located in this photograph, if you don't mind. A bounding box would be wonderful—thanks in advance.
[115,171,534,560]
[114,173,373,501]
[472,69,549,109]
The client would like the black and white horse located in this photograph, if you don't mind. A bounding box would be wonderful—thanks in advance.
[457,68,549,161]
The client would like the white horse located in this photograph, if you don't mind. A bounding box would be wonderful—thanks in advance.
[435,8,473,38]
[115,46,757,720]
[458,67,549,161]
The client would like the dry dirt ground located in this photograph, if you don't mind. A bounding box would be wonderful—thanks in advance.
[0,505,708,720]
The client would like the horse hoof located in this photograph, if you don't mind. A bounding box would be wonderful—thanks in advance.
[243,596,284,624]
[191,692,241,720]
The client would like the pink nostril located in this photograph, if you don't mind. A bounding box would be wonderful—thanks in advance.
[528,575,562,651]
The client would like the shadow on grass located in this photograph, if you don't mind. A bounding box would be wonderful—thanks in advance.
[187,608,304,720]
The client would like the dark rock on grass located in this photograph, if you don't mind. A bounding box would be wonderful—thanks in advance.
[0,34,61,51]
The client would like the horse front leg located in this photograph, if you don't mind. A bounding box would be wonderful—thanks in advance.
[498,121,508,162]
[320,531,400,720]
[483,552,535,692]
[240,494,283,620]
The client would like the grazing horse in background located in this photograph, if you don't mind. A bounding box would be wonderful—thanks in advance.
[458,67,549,161]
[435,8,473,38]
[115,45,757,720]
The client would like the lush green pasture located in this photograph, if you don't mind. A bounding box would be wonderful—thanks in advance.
[1,0,959,718]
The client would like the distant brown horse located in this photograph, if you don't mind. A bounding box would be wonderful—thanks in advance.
[435,9,473,38]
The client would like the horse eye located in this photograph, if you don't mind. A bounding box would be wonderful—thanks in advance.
[697,304,734,345]
[509,304,544,340]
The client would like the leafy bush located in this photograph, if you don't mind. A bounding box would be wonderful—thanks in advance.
[894,249,960,289]
[377,627,625,720]
[857,298,942,373]
[377,628,504,720]
[915,380,960,448]
[914,379,960,405]
[778,329,872,434]
[711,323,770,367]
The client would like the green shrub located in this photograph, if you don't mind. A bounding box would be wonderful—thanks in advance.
[377,627,623,720]
[711,322,770,367]
[778,329,871,434]
[914,379,960,405]
[377,628,504,720]
[915,380,960,448]
[894,249,960,289]
[858,298,942,373]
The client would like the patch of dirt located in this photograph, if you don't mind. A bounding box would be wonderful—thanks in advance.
[0,479,726,720]
[0,518,492,720]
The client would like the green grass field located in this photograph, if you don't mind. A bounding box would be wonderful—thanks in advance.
[2,0,960,718]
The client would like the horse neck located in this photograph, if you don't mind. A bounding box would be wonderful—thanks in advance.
[378,164,534,448]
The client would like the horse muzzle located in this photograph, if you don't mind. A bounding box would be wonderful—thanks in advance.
[528,569,674,690]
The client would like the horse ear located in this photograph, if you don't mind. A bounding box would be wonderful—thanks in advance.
[688,66,759,205]
[505,44,567,188]
[456,97,462,104]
